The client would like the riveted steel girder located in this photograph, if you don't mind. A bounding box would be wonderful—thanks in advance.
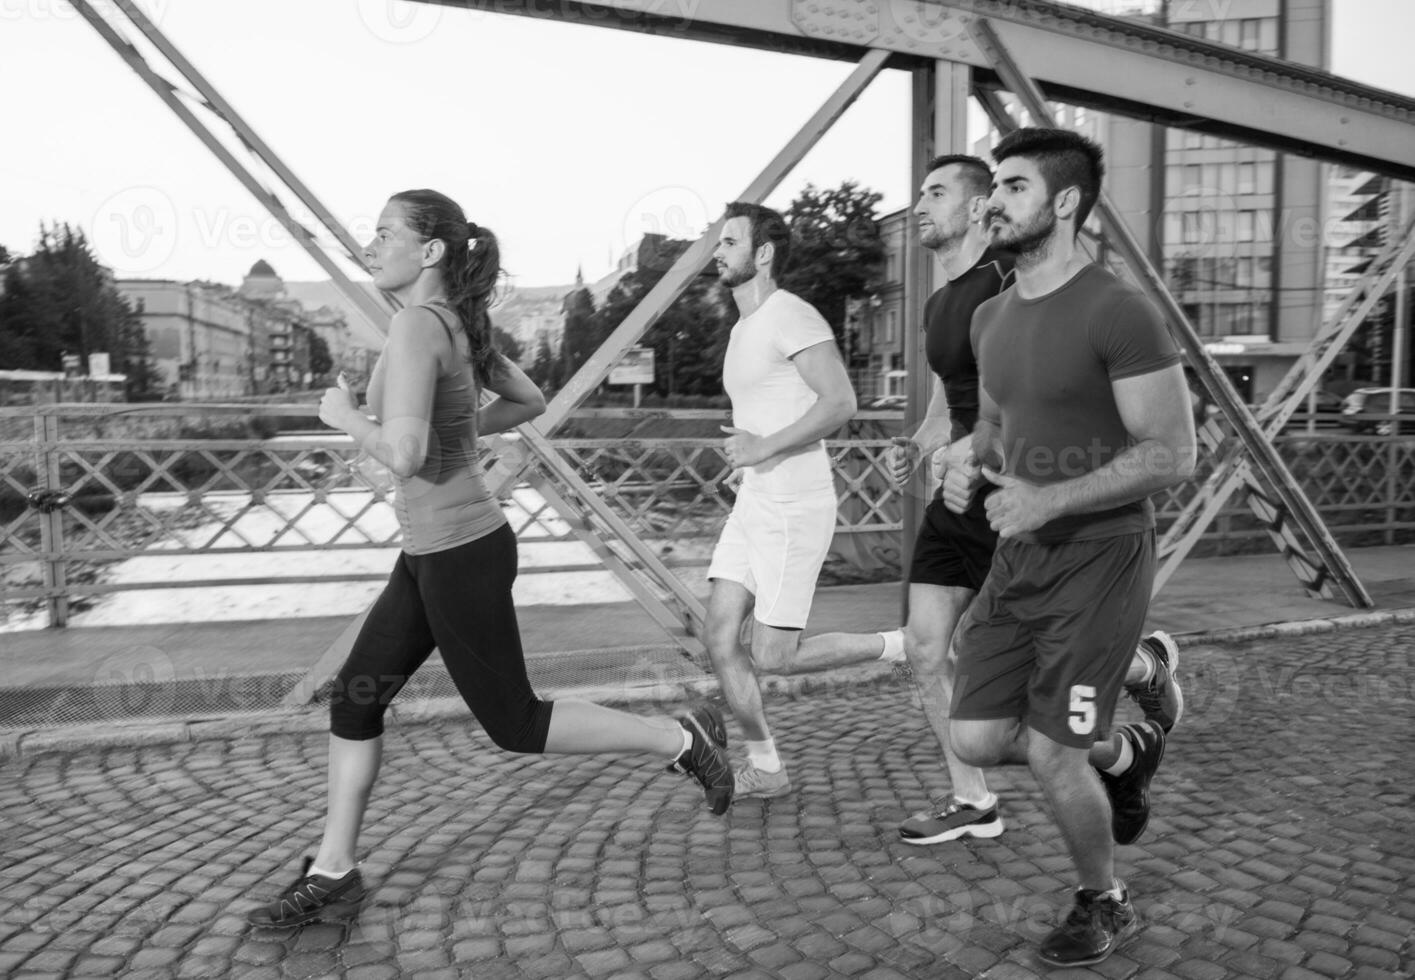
[431,0,1415,180]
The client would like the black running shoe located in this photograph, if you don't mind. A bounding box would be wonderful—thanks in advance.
[669,703,733,815]
[1038,882,1139,966]
[1098,720,1166,845]
[246,857,365,928]
[1126,631,1183,733]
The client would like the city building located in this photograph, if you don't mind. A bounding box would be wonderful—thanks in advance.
[117,279,254,399]
[854,0,1345,406]
[844,209,908,402]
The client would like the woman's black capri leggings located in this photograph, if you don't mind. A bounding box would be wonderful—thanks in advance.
[329,522,554,751]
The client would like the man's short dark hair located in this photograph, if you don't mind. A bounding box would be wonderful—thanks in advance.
[723,201,791,279]
[991,128,1105,233]
[924,154,993,200]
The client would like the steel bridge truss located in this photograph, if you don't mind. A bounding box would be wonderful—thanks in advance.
[73,0,1415,694]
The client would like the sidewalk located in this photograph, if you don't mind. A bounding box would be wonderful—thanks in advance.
[1,621,1411,979]
[4,544,1414,693]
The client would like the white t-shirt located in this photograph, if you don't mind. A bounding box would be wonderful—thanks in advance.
[722,289,837,499]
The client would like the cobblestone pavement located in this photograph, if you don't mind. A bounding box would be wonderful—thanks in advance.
[2,625,1412,980]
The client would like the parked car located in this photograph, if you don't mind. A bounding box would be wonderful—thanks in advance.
[1340,387,1415,435]
[1282,389,1347,431]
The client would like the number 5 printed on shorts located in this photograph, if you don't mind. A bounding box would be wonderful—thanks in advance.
[1069,684,1097,736]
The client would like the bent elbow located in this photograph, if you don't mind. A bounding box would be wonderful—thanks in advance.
[1172,445,1198,484]
[388,456,425,480]
[834,391,857,424]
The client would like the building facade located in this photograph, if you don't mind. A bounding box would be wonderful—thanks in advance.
[117,261,347,399]
[854,0,1344,406]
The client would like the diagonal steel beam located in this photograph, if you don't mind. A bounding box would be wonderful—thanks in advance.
[438,0,1415,181]
[76,1,718,672]
[1154,217,1415,590]
[966,17,1372,608]
[70,0,395,348]
[68,0,393,346]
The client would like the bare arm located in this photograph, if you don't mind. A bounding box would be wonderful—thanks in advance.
[982,363,1197,537]
[478,355,547,436]
[722,339,856,467]
[320,309,439,479]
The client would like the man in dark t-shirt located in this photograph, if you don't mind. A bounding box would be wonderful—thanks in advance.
[942,128,1197,967]
[803,157,1182,853]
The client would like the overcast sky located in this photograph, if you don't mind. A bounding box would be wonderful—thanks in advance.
[1,0,1410,290]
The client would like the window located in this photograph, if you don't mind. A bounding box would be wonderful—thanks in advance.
[1219,163,1237,194]
[1183,212,1202,244]
[1237,162,1256,194]
[1255,160,1275,194]
[1259,19,1278,55]
[885,310,897,344]
[1217,211,1235,243]
[1216,257,1237,289]
[1254,256,1273,289]
[1164,212,1182,246]
[1220,20,1240,47]
[1237,211,1256,242]
[1240,19,1261,51]
[1185,164,1202,192]
[1235,257,1253,288]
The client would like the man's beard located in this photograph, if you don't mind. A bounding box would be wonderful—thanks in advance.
[718,258,758,287]
[989,206,1056,259]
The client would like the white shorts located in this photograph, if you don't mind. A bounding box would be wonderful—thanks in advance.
[707,485,837,629]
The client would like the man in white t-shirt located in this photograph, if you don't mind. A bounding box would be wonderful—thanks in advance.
[704,201,857,800]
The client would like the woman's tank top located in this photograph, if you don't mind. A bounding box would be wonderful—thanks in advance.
[366,303,505,555]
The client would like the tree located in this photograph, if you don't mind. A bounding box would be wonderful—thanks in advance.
[558,283,600,382]
[307,331,333,381]
[525,333,560,390]
[492,325,523,367]
[589,239,729,399]
[781,181,887,344]
[0,223,159,399]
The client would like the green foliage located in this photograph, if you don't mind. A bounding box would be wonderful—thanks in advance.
[0,223,160,400]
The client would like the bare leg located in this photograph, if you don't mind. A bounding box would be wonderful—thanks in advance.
[777,630,885,674]
[313,734,382,873]
[951,718,1124,771]
[1029,732,1115,892]
[951,718,1117,890]
[542,701,683,755]
[704,579,773,741]
[905,583,991,802]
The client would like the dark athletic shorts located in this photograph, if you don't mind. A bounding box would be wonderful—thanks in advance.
[951,531,1155,749]
[908,492,999,592]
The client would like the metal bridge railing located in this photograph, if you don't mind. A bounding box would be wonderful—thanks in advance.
[3,404,1412,629]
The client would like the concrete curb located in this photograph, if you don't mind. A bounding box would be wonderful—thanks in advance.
[1174,605,1415,646]
[5,607,1414,763]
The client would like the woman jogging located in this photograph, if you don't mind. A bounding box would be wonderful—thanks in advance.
[247,189,732,929]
